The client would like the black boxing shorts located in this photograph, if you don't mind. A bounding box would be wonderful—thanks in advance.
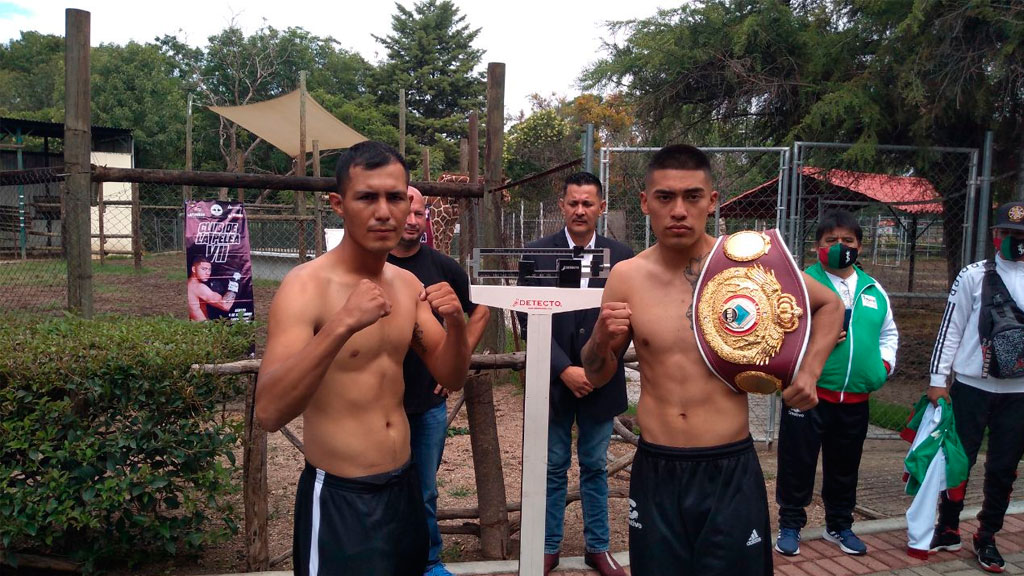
[293,460,428,576]
[628,436,772,576]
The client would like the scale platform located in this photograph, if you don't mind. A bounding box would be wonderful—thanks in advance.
[469,247,611,576]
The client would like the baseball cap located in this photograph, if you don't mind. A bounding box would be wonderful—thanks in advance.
[993,202,1024,231]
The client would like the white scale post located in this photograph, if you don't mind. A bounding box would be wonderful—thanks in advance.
[469,247,610,576]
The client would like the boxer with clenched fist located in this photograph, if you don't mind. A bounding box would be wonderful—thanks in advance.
[582,144,843,576]
[255,141,471,576]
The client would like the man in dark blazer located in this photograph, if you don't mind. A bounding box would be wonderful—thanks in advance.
[520,171,634,576]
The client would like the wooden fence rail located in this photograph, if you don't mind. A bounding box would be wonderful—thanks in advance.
[193,349,639,570]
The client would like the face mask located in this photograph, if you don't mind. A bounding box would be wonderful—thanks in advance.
[996,235,1024,260]
[818,244,858,269]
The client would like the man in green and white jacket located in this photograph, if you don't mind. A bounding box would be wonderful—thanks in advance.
[775,210,899,558]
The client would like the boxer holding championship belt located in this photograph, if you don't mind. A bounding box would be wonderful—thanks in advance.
[694,229,811,394]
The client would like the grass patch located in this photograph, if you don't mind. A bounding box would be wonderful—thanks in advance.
[446,426,470,437]
[869,396,912,431]
[447,486,473,498]
[93,262,154,276]
[441,542,465,563]
[0,259,66,287]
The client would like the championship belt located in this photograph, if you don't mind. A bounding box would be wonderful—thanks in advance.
[693,229,810,394]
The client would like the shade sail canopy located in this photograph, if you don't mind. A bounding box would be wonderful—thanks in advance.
[209,90,366,158]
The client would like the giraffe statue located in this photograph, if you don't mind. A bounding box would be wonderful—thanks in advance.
[426,173,512,256]
[425,173,469,256]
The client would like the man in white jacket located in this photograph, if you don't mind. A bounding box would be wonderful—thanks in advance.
[927,201,1024,574]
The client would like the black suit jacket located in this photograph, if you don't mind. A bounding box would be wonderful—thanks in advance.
[519,229,634,422]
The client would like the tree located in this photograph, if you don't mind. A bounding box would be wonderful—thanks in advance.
[0,31,65,121]
[587,0,1024,281]
[91,42,187,168]
[504,93,635,184]
[371,0,485,171]
[586,0,1022,178]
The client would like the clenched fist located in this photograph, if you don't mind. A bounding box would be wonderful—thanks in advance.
[339,279,391,333]
[592,301,632,352]
[422,282,465,325]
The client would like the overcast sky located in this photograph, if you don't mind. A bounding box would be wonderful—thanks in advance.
[0,0,673,118]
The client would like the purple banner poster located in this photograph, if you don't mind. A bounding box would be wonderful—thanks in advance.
[183,201,255,323]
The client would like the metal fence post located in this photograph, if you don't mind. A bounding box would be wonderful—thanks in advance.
[976,131,994,261]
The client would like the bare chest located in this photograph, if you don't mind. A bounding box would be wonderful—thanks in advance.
[629,276,698,355]
[318,284,417,365]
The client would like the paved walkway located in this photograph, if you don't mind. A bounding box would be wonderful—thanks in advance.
[214,508,1024,576]
[444,505,1024,575]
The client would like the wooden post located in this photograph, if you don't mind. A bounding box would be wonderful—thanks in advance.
[96,182,105,265]
[236,150,245,204]
[243,375,269,571]
[399,89,407,158]
[184,93,193,202]
[422,146,431,181]
[458,136,470,266]
[64,8,93,318]
[461,111,480,267]
[465,63,510,560]
[296,71,308,262]
[313,140,324,257]
[131,183,142,271]
[483,63,507,348]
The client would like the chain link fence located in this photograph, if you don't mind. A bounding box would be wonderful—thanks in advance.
[0,168,67,313]
[1,144,983,440]
[788,143,981,438]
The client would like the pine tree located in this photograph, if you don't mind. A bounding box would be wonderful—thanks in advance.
[371,0,486,170]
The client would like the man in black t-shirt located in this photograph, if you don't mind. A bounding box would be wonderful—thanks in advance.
[387,186,490,576]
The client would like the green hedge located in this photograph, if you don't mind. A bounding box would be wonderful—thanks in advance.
[0,314,254,572]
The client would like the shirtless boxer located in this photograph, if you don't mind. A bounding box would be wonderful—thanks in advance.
[582,144,843,576]
[255,141,471,576]
[186,256,236,321]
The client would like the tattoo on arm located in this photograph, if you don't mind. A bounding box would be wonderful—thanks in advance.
[683,255,705,330]
[583,351,607,375]
[410,322,426,355]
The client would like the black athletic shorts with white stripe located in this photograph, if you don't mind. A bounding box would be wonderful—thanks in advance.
[628,436,772,576]
[293,460,428,576]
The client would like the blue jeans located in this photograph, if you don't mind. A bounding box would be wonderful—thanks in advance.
[409,402,448,568]
[545,406,614,554]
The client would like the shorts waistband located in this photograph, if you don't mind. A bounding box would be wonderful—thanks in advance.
[303,459,413,491]
[638,435,754,461]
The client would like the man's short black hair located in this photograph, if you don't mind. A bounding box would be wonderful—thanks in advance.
[334,141,410,195]
[190,255,210,269]
[816,209,863,243]
[646,144,712,183]
[563,171,603,198]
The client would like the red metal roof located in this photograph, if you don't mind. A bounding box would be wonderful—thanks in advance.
[719,166,943,218]
[801,167,942,214]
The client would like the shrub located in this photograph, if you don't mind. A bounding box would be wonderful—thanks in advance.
[0,314,253,572]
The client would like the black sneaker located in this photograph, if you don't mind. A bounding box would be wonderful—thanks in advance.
[928,528,962,553]
[974,534,1005,573]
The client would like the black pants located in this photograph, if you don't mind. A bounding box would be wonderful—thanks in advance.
[293,460,428,576]
[938,381,1024,538]
[776,398,869,532]
[629,436,772,576]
